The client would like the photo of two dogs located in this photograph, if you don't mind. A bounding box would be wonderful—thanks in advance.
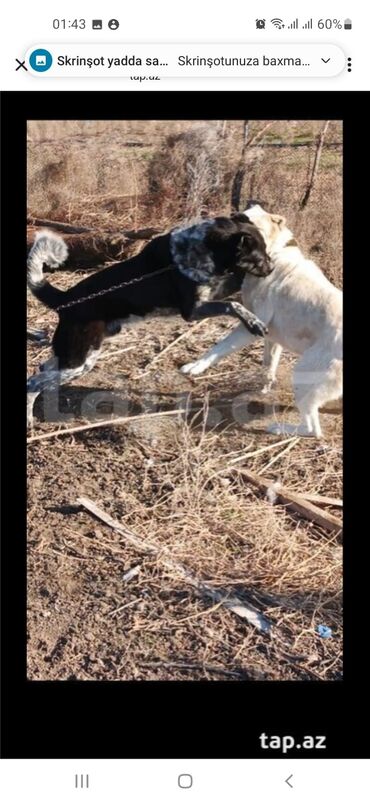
[27,203,342,438]
[27,119,342,682]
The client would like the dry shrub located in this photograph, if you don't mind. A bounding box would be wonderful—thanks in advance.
[234,141,342,287]
[147,124,227,222]
[27,130,149,224]
[27,120,343,288]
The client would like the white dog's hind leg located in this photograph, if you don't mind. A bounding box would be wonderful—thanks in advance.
[262,342,282,394]
[303,407,322,438]
[268,406,321,437]
[268,348,329,438]
[293,349,342,438]
[267,415,319,437]
[294,349,342,437]
[181,323,256,376]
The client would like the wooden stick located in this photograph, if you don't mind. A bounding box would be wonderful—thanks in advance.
[98,345,136,361]
[77,496,272,633]
[138,320,207,377]
[258,437,300,474]
[287,661,324,681]
[27,217,162,239]
[107,599,141,617]
[137,661,250,678]
[27,409,183,444]
[28,218,92,234]
[235,468,342,534]
[300,493,342,509]
[176,599,225,623]
[228,437,298,464]
[201,437,299,491]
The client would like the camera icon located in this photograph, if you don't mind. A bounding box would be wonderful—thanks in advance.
[256,19,266,29]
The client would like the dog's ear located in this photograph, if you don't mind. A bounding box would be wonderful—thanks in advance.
[231,212,248,224]
[235,231,255,267]
[271,214,286,228]
[170,225,216,282]
[244,198,265,211]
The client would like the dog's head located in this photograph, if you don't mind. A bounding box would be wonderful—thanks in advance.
[170,216,272,283]
[242,203,294,252]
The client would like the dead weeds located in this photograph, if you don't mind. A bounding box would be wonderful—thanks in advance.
[27,120,342,681]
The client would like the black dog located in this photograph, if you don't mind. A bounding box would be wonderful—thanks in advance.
[27,215,272,424]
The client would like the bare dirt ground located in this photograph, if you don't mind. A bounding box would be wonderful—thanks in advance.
[27,304,342,681]
[27,120,342,681]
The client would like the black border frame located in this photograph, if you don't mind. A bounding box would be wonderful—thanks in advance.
[0,91,364,759]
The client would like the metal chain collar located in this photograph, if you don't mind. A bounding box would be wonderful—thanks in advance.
[55,265,175,312]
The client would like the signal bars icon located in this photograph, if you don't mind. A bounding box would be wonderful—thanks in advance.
[288,18,299,29]
[302,18,313,29]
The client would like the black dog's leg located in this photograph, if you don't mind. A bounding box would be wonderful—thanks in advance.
[27,328,49,343]
[187,301,268,336]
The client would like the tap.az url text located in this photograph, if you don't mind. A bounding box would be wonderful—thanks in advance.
[259,733,327,753]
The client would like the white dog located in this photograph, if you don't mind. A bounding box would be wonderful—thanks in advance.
[181,204,342,438]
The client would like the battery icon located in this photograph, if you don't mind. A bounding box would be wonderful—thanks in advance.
[344,18,352,29]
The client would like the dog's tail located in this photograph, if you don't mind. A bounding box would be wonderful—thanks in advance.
[27,231,68,309]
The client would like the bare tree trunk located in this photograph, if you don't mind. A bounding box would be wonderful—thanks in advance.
[217,120,228,138]
[300,120,330,209]
[230,121,249,211]
[242,120,250,155]
[230,121,274,212]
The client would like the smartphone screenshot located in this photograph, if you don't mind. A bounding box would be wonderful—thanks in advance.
[1,0,367,797]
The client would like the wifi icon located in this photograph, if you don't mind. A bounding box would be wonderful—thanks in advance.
[271,17,284,28]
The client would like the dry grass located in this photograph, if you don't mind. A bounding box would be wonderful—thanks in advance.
[27,119,342,283]
[27,119,342,681]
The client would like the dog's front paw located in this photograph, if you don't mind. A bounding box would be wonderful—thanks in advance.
[27,328,49,344]
[267,422,287,435]
[180,360,207,376]
[246,318,268,337]
[27,412,34,430]
[267,421,317,437]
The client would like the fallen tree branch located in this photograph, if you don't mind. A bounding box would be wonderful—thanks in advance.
[300,493,342,508]
[27,217,162,239]
[77,496,272,634]
[229,437,298,464]
[27,409,183,444]
[201,437,298,491]
[235,468,342,534]
[27,218,92,234]
[27,224,163,270]
[258,437,300,474]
